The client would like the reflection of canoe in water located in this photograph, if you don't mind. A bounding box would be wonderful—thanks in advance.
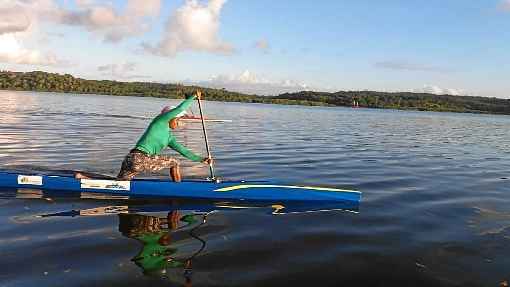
[177,114,232,123]
[0,170,361,204]
[27,199,359,217]
[32,201,359,217]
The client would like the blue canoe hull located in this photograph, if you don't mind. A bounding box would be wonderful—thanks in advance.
[0,171,361,203]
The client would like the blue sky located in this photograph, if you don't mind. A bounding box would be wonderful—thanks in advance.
[1,0,509,97]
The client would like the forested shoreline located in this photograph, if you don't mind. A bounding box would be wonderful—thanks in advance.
[1,70,509,115]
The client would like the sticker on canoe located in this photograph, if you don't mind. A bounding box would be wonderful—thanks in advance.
[80,179,131,192]
[214,184,360,193]
[17,175,43,186]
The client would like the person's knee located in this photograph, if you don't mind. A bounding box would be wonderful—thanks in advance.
[116,173,130,181]
[170,159,180,169]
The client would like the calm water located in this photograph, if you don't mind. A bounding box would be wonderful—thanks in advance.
[1,90,510,287]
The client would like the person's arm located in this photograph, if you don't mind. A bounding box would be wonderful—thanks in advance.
[168,138,203,162]
[159,94,197,122]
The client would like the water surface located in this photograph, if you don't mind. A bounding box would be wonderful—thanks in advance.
[1,90,510,286]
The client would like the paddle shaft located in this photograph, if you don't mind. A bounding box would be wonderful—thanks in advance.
[196,96,215,179]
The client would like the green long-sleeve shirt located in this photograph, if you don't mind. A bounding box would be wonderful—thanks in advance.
[135,96,202,162]
[132,232,183,272]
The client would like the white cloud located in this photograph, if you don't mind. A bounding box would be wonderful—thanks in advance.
[126,0,161,18]
[97,62,150,80]
[75,0,93,7]
[413,85,466,96]
[0,34,60,65]
[0,0,69,66]
[375,60,451,73]
[499,0,510,11]
[0,0,62,25]
[190,70,310,95]
[0,0,60,35]
[254,39,270,53]
[0,6,31,35]
[59,0,161,43]
[143,0,233,57]
[0,0,161,43]
[0,0,161,66]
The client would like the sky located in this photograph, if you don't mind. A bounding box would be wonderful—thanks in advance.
[0,0,509,97]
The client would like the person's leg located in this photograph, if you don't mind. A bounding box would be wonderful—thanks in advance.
[146,154,181,182]
[170,166,181,182]
[116,152,141,181]
[117,151,181,182]
[117,170,137,181]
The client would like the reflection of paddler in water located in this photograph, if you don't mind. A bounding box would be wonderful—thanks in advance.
[118,210,205,285]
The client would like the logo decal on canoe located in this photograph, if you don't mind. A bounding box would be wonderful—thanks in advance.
[17,175,43,186]
[80,179,131,192]
[214,184,360,193]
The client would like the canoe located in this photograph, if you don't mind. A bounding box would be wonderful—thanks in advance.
[0,170,361,203]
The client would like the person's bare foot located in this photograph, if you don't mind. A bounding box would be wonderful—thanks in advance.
[74,172,92,180]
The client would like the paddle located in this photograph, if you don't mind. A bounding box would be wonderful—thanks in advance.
[196,90,216,181]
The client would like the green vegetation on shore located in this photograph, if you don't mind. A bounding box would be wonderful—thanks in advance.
[1,70,509,115]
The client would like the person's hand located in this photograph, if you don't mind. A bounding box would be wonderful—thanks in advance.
[202,157,213,165]
[195,90,202,100]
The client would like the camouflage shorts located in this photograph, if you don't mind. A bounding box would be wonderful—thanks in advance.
[117,149,179,180]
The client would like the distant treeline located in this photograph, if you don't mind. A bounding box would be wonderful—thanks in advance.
[1,70,509,115]
[277,91,510,114]
[0,70,324,106]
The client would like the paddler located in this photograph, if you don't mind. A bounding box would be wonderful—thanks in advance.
[75,91,211,182]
